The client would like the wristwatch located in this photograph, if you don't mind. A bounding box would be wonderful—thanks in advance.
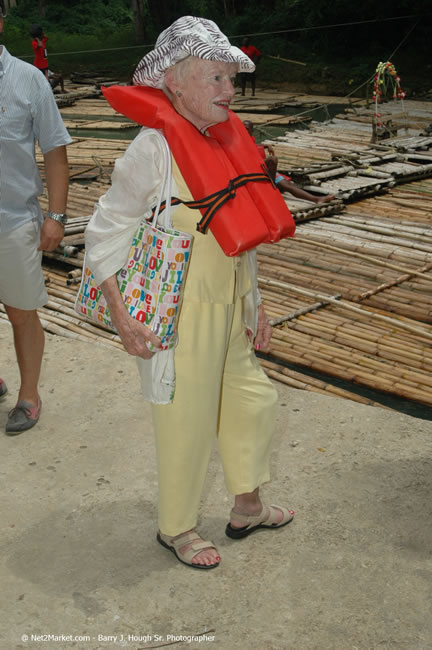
[46,210,68,226]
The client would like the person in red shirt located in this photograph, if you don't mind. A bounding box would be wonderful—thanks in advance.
[30,24,48,79]
[243,120,335,203]
[240,37,261,96]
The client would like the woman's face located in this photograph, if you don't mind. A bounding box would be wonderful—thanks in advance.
[170,58,237,132]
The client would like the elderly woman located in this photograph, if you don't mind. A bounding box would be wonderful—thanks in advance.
[85,16,295,570]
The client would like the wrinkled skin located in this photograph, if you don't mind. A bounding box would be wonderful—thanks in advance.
[166,58,237,133]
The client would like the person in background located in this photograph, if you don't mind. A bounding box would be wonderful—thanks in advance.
[0,3,71,434]
[244,120,335,204]
[48,69,67,94]
[30,23,48,79]
[240,37,261,96]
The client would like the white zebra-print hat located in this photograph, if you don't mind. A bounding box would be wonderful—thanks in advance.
[133,15,255,88]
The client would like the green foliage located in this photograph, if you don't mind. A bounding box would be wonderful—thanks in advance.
[1,0,430,91]
[6,0,132,36]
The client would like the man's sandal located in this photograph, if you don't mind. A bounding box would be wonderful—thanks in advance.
[225,504,294,540]
[157,531,220,570]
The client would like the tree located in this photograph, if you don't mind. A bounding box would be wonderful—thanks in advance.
[4,0,17,11]
[146,0,181,31]
[131,0,145,43]
[223,0,236,17]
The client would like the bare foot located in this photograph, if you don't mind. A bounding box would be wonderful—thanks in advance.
[315,195,335,204]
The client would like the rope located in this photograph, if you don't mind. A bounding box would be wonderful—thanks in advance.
[230,13,430,39]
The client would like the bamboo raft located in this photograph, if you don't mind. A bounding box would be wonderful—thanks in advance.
[234,112,312,126]
[62,119,138,131]
[36,137,132,180]
[17,97,432,409]
[60,98,126,119]
[57,91,365,133]
[231,90,368,112]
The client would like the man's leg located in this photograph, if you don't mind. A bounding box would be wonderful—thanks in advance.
[0,221,48,433]
[4,306,44,406]
[250,71,257,96]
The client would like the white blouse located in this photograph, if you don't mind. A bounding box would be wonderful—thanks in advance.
[85,128,260,404]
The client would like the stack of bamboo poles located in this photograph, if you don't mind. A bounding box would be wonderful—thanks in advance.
[36,137,131,180]
[254,179,432,406]
[262,290,432,406]
[257,267,432,406]
[39,181,107,220]
[20,193,430,407]
[264,104,429,175]
[258,358,387,407]
[55,87,101,108]
[234,112,312,126]
[344,179,432,224]
[380,136,432,152]
[60,98,123,119]
[258,226,432,323]
[0,268,123,351]
[62,119,137,131]
[337,102,432,132]
[280,196,344,222]
[7,101,429,409]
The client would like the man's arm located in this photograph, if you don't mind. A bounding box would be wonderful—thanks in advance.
[38,145,69,251]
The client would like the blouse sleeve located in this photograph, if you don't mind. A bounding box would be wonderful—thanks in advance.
[85,128,164,286]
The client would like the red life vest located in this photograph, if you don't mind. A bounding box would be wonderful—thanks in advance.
[102,86,295,256]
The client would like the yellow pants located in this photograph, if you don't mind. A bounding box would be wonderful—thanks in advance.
[152,295,277,536]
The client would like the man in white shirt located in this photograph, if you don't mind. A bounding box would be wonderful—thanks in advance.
[0,1,72,434]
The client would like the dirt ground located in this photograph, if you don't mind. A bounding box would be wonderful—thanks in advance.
[0,321,431,650]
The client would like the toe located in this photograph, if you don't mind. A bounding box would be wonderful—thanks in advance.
[192,548,220,566]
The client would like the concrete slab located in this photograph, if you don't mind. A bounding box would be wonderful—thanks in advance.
[0,322,431,650]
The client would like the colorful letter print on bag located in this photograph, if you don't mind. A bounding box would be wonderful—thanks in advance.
[75,221,193,351]
[75,130,193,351]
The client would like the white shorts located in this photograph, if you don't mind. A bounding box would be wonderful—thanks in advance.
[0,220,48,310]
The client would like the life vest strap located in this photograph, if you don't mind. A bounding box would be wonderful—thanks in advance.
[151,171,272,234]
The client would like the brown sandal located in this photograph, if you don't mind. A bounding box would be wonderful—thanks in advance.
[157,530,220,570]
[225,504,294,540]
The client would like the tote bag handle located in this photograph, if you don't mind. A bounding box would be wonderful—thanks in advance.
[149,130,173,230]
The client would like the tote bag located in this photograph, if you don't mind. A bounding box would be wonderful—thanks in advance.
[75,132,193,351]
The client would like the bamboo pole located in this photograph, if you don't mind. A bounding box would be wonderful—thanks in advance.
[268,342,432,405]
[265,54,307,67]
[269,295,342,326]
[356,262,432,301]
[259,358,386,407]
[271,328,432,387]
[259,277,432,341]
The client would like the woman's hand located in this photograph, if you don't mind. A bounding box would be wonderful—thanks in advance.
[253,304,273,351]
[114,314,162,360]
[100,275,161,359]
